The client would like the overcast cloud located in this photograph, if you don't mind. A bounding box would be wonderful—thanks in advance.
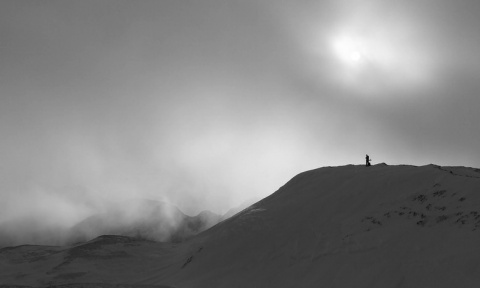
[1,0,480,243]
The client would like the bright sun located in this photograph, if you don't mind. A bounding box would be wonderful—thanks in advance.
[314,4,435,96]
[332,36,365,65]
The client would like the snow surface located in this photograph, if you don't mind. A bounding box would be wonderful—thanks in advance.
[2,164,480,287]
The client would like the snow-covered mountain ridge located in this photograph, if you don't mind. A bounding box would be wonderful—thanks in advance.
[2,164,480,287]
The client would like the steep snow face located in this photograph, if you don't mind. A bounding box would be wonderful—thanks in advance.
[2,164,480,288]
[168,164,480,288]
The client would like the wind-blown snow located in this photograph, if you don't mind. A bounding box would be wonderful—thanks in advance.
[2,164,480,287]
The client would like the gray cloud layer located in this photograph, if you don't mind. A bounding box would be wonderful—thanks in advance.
[1,0,479,244]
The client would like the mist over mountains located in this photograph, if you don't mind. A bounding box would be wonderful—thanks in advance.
[2,164,480,287]
[0,198,257,248]
[67,199,221,244]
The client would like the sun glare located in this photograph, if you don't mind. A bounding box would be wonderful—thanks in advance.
[301,0,436,97]
[323,23,434,96]
[333,36,365,65]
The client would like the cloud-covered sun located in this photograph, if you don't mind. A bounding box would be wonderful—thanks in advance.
[332,35,365,65]
[324,23,435,96]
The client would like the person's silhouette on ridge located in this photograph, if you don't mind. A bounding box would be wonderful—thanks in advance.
[366,154,371,167]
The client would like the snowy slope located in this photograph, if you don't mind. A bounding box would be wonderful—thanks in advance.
[2,164,480,288]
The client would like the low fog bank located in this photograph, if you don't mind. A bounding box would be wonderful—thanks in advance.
[0,112,309,248]
[68,199,222,244]
[0,197,257,248]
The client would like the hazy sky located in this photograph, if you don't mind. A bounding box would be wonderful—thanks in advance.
[1,0,480,222]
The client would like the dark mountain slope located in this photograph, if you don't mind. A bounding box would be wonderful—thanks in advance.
[2,164,480,288]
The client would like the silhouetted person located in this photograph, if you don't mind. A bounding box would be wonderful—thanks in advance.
[366,154,371,167]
